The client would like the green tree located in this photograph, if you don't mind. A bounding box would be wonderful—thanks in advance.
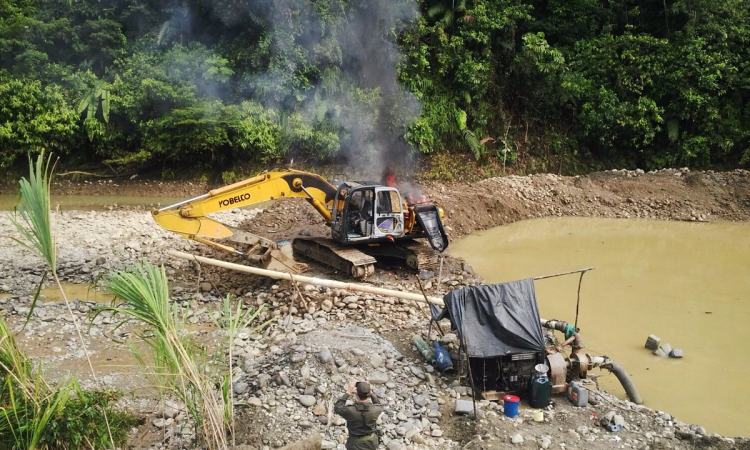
[0,75,78,168]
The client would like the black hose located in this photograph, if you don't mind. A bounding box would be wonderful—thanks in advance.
[602,360,643,405]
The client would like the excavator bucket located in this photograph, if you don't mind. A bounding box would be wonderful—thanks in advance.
[263,248,309,274]
[414,204,450,252]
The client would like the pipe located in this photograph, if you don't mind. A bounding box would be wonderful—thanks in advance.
[540,319,584,349]
[167,250,446,306]
[541,318,642,404]
[601,360,643,405]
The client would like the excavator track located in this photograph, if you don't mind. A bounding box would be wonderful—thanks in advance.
[292,238,376,279]
[397,240,440,271]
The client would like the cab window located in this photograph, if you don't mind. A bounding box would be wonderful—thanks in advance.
[377,190,402,213]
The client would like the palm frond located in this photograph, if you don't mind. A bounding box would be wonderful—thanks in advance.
[7,151,57,272]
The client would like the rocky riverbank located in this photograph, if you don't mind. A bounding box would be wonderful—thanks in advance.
[1,169,749,449]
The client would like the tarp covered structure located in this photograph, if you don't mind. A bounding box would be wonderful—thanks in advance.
[430,278,545,357]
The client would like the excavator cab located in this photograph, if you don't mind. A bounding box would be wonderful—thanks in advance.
[331,183,406,244]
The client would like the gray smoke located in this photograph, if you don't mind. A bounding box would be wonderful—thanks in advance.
[234,0,422,179]
[89,0,424,178]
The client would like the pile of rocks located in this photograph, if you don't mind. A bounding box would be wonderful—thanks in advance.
[645,334,684,358]
[227,321,461,449]
[0,208,261,294]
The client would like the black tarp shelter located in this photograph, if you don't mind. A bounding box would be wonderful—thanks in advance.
[429,278,545,357]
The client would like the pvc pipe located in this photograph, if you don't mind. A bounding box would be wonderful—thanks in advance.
[170,251,642,403]
[167,250,445,306]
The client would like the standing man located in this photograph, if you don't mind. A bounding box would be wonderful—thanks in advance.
[334,380,383,450]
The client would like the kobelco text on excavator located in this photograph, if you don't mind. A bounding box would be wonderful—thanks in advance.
[152,170,449,278]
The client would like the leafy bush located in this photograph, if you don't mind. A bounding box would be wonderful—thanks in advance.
[0,75,78,168]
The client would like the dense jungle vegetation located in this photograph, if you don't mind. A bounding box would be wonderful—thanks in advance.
[1,0,748,177]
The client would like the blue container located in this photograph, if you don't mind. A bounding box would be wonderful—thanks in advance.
[433,342,454,373]
[503,395,520,418]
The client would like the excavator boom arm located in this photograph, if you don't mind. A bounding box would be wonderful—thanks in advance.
[153,171,338,239]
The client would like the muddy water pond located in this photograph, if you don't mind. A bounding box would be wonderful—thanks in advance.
[450,217,750,437]
[38,282,114,304]
[0,194,186,211]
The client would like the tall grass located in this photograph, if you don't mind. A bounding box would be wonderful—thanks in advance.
[103,263,270,449]
[104,262,227,449]
[6,152,96,377]
[2,150,119,447]
[0,316,135,449]
[212,295,268,446]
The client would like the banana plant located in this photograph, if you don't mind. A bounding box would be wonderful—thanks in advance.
[78,79,110,123]
[77,80,111,141]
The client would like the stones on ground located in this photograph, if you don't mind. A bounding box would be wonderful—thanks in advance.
[153,418,172,428]
[312,404,326,416]
[298,395,316,407]
[653,347,667,357]
[454,399,473,415]
[538,436,552,449]
[163,401,181,419]
[368,370,389,385]
[386,441,403,450]
[318,348,332,363]
[406,429,425,444]
[440,333,458,345]
[510,433,524,444]
[645,335,660,350]
[233,381,249,395]
[370,353,384,368]
[669,348,684,358]
[600,410,617,427]
[659,343,672,355]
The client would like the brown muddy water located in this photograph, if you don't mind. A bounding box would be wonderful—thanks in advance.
[450,217,750,437]
[0,194,185,211]
[38,282,114,304]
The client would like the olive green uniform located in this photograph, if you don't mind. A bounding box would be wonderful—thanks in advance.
[334,394,383,450]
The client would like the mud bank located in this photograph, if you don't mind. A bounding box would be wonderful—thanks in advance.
[1,169,749,449]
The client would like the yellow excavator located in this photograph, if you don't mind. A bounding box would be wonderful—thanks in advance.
[152,170,449,278]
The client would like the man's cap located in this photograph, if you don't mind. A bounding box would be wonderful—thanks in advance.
[356,381,371,397]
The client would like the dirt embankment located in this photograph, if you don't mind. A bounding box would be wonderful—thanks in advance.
[424,169,750,241]
[216,168,750,251]
[1,168,749,450]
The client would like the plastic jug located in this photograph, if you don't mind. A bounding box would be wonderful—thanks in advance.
[528,363,551,408]
[413,336,435,363]
[433,342,454,373]
[567,380,588,407]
